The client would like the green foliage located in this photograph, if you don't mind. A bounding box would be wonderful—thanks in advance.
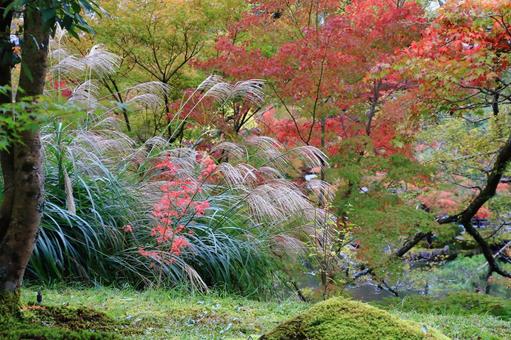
[0,96,87,151]
[416,114,511,182]
[376,292,511,321]
[0,99,42,151]
[6,0,100,37]
[329,138,439,279]
[262,297,448,340]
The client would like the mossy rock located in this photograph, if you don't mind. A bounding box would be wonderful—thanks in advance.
[261,297,448,340]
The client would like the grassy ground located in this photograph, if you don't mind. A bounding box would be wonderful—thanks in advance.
[19,286,309,339]
[393,311,511,340]
[374,292,511,340]
[5,287,510,339]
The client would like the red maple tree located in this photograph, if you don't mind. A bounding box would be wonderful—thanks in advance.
[199,0,426,156]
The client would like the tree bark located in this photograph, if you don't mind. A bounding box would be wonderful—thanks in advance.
[0,0,14,244]
[0,5,49,316]
[0,0,12,96]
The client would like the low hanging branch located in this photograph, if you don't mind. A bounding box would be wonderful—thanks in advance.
[395,231,431,258]
[349,136,511,285]
[438,133,511,279]
[351,231,432,296]
[351,133,511,284]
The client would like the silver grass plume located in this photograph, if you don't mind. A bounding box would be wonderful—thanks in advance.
[217,163,247,187]
[306,179,335,202]
[211,142,247,161]
[126,93,164,110]
[197,75,224,92]
[126,81,170,98]
[246,180,314,223]
[68,80,100,109]
[290,146,329,168]
[245,136,289,171]
[51,55,86,75]
[201,77,265,106]
[231,79,265,105]
[83,44,120,78]
[63,169,76,214]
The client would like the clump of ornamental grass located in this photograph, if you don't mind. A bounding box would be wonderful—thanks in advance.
[26,35,340,294]
[19,112,334,295]
[129,131,333,293]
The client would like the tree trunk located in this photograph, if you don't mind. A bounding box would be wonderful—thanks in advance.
[0,0,14,243]
[0,6,49,317]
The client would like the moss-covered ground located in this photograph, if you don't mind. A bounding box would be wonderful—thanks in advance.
[262,297,448,340]
[7,286,308,339]
[376,292,511,340]
[1,287,510,339]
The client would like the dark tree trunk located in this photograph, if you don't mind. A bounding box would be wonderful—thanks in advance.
[0,0,12,98]
[0,0,15,316]
[0,0,14,243]
[0,6,49,317]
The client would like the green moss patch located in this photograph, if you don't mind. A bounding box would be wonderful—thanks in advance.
[376,292,511,320]
[262,297,448,340]
[0,305,124,339]
[1,324,118,340]
[25,305,126,331]
[0,291,21,319]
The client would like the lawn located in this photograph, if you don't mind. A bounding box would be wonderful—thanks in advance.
[2,287,509,339]
[18,286,309,339]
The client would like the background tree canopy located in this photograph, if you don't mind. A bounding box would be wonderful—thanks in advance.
[2,1,511,339]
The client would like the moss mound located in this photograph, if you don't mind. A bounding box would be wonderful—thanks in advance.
[26,305,120,331]
[0,291,21,318]
[376,292,511,320]
[0,305,123,339]
[261,297,448,340]
[1,325,118,340]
